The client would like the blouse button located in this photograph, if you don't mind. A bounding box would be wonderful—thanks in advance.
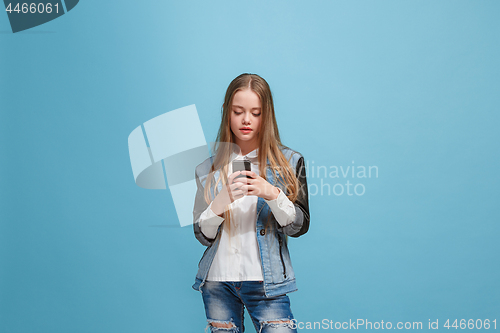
[260,229,265,236]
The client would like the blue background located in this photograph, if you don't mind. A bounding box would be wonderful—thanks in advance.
[1,1,499,332]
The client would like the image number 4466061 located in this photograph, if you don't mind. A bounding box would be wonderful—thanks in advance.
[3,0,79,33]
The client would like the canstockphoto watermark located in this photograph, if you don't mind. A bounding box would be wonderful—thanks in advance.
[4,1,79,33]
[304,160,378,197]
[291,318,423,330]
[290,318,498,330]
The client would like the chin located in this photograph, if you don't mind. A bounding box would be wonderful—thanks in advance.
[239,135,256,142]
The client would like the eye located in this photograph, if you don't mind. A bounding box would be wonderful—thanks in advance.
[252,113,261,117]
[233,111,243,115]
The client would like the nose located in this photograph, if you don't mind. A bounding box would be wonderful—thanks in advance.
[242,111,251,124]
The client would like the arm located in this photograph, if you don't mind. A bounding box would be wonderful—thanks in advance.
[193,170,221,247]
[265,187,296,227]
[277,156,310,237]
[193,168,243,246]
[199,202,224,239]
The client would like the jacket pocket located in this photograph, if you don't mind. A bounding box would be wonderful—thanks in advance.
[278,236,287,279]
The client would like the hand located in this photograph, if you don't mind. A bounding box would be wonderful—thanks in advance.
[233,170,280,201]
[210,171,248,216]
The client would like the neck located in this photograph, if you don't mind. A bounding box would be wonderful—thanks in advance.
[235,138,259,156]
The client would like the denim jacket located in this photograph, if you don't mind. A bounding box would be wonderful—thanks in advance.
[192,145,310,297]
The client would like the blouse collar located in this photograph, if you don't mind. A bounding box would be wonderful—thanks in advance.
[243,148,258,159]
[231,145,259,160]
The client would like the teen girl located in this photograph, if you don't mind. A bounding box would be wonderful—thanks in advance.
[192,73,310,333]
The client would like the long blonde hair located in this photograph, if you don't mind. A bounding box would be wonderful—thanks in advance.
[204,73,299,233]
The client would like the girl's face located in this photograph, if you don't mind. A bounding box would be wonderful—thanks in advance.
[230,89,262,148]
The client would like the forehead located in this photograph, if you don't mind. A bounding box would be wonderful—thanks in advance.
[232,89,261,108]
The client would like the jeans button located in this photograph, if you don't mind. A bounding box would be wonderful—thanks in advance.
[260,229,265,236]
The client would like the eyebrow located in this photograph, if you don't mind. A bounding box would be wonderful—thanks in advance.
[232,105,261,111]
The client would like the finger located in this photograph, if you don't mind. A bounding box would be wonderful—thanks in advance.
[238,185,250,194]
[244,185,256,194]
[234,189,246,196]
[232,190,245,199]
[228,171,241,183]
[240,170,257,179]
[229,182,245,191]
[232,189,243,195]
[246,185,262,196]
[233,177,251,185]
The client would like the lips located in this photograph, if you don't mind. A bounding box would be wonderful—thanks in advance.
[240,127,252,133]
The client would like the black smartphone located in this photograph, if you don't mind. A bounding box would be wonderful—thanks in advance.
[232,159,252,179]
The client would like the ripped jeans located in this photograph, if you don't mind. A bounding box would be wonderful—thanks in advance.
[201,280,297,333]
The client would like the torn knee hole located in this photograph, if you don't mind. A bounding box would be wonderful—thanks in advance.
[209,320,236,329]
[261,319,294,329]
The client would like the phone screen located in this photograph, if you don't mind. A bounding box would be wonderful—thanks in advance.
[232,160,252,179]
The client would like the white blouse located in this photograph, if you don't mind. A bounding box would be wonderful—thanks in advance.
[199,148,296,281]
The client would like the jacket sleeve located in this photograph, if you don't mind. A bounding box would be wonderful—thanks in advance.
[265,187,296,227]
[278,156,310,237]
[193,169,220,247]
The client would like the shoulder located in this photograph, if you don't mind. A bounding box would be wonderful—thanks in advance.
[195,155,215,179]
[279,144,304,167]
